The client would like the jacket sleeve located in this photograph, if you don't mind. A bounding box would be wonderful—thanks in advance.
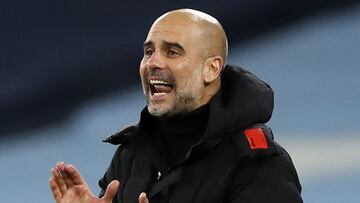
[98,146,123,198]
[227,149,303,203]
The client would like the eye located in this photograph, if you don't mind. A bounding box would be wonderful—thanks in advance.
[144,48,153,56]
[167,49,179,57]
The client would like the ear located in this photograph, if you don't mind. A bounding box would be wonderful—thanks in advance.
[203,56,224,83]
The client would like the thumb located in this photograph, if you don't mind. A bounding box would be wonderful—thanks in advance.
[139,192,149,203]
[102,180,120,202]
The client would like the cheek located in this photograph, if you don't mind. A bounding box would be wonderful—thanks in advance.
[170,62,191,82]
[139,61,147,79]
[139,62,148,91]
[177,65,203,85]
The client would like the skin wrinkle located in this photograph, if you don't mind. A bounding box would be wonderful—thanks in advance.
[139,9,228,118]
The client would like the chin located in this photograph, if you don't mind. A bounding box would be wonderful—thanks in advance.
[148,105,172,117]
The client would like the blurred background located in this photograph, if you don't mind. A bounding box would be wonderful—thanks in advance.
[1,0,359,202]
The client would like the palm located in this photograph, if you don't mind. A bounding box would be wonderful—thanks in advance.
[49,162,119,203]
[61,184,114,203]
[60,184,91,203]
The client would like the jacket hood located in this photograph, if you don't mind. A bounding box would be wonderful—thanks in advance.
[205,65,274,138]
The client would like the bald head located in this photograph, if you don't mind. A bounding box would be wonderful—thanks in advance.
[151,9,228,66]
[140,9,228,117]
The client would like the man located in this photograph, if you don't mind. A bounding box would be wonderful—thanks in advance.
[49,9,303,203]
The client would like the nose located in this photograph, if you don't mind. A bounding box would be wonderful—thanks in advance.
[146,51,165,70]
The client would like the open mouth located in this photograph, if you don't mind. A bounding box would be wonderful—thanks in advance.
[149,79,174,96]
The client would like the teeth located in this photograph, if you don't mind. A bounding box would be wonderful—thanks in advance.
[154,92,166,96]
[149,80,170,85]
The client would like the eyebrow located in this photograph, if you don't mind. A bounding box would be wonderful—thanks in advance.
[143,40,186,53]
[162,40,185,53]
[143,41,153,49]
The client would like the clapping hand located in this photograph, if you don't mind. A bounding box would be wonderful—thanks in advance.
[49,162,150,203]
[49,162,118,203]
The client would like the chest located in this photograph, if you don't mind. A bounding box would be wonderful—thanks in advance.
[114,142,239,203]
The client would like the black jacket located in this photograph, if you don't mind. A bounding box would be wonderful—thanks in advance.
[99,65,303,203]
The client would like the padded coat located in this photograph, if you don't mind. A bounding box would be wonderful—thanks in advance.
[99,65,303,203]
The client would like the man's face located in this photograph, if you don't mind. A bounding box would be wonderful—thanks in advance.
[139,19,207,117]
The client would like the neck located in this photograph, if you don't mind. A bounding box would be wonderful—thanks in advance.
[144,104,210,167]
[157,104,209,139]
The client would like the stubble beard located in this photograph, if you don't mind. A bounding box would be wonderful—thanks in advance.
[146,69,203,118]
[146,85,198,118]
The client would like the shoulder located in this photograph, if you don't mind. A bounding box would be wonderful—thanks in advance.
[227,124,303,201]
[229,123,282,159]
[228,152,303,202]
[102,124,140,145]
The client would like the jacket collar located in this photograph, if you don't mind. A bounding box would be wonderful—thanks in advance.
[103,65,274,160]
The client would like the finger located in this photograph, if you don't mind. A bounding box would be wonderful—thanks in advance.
[61,168,75,188]
[139,192,149,203]
[51,167,67,195]
[49,177,62,203]
[55,161,66,172]
[65,164,86,185]
[55,162,75,189]
[102,180,120,202]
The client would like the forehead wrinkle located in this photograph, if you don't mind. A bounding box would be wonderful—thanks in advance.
[146,27,189,44]
[148,24,203,41]
[146,27,195,50]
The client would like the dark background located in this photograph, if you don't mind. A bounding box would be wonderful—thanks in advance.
[1,0,358,135]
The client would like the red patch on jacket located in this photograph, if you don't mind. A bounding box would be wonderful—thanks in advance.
[244,128,268,149]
